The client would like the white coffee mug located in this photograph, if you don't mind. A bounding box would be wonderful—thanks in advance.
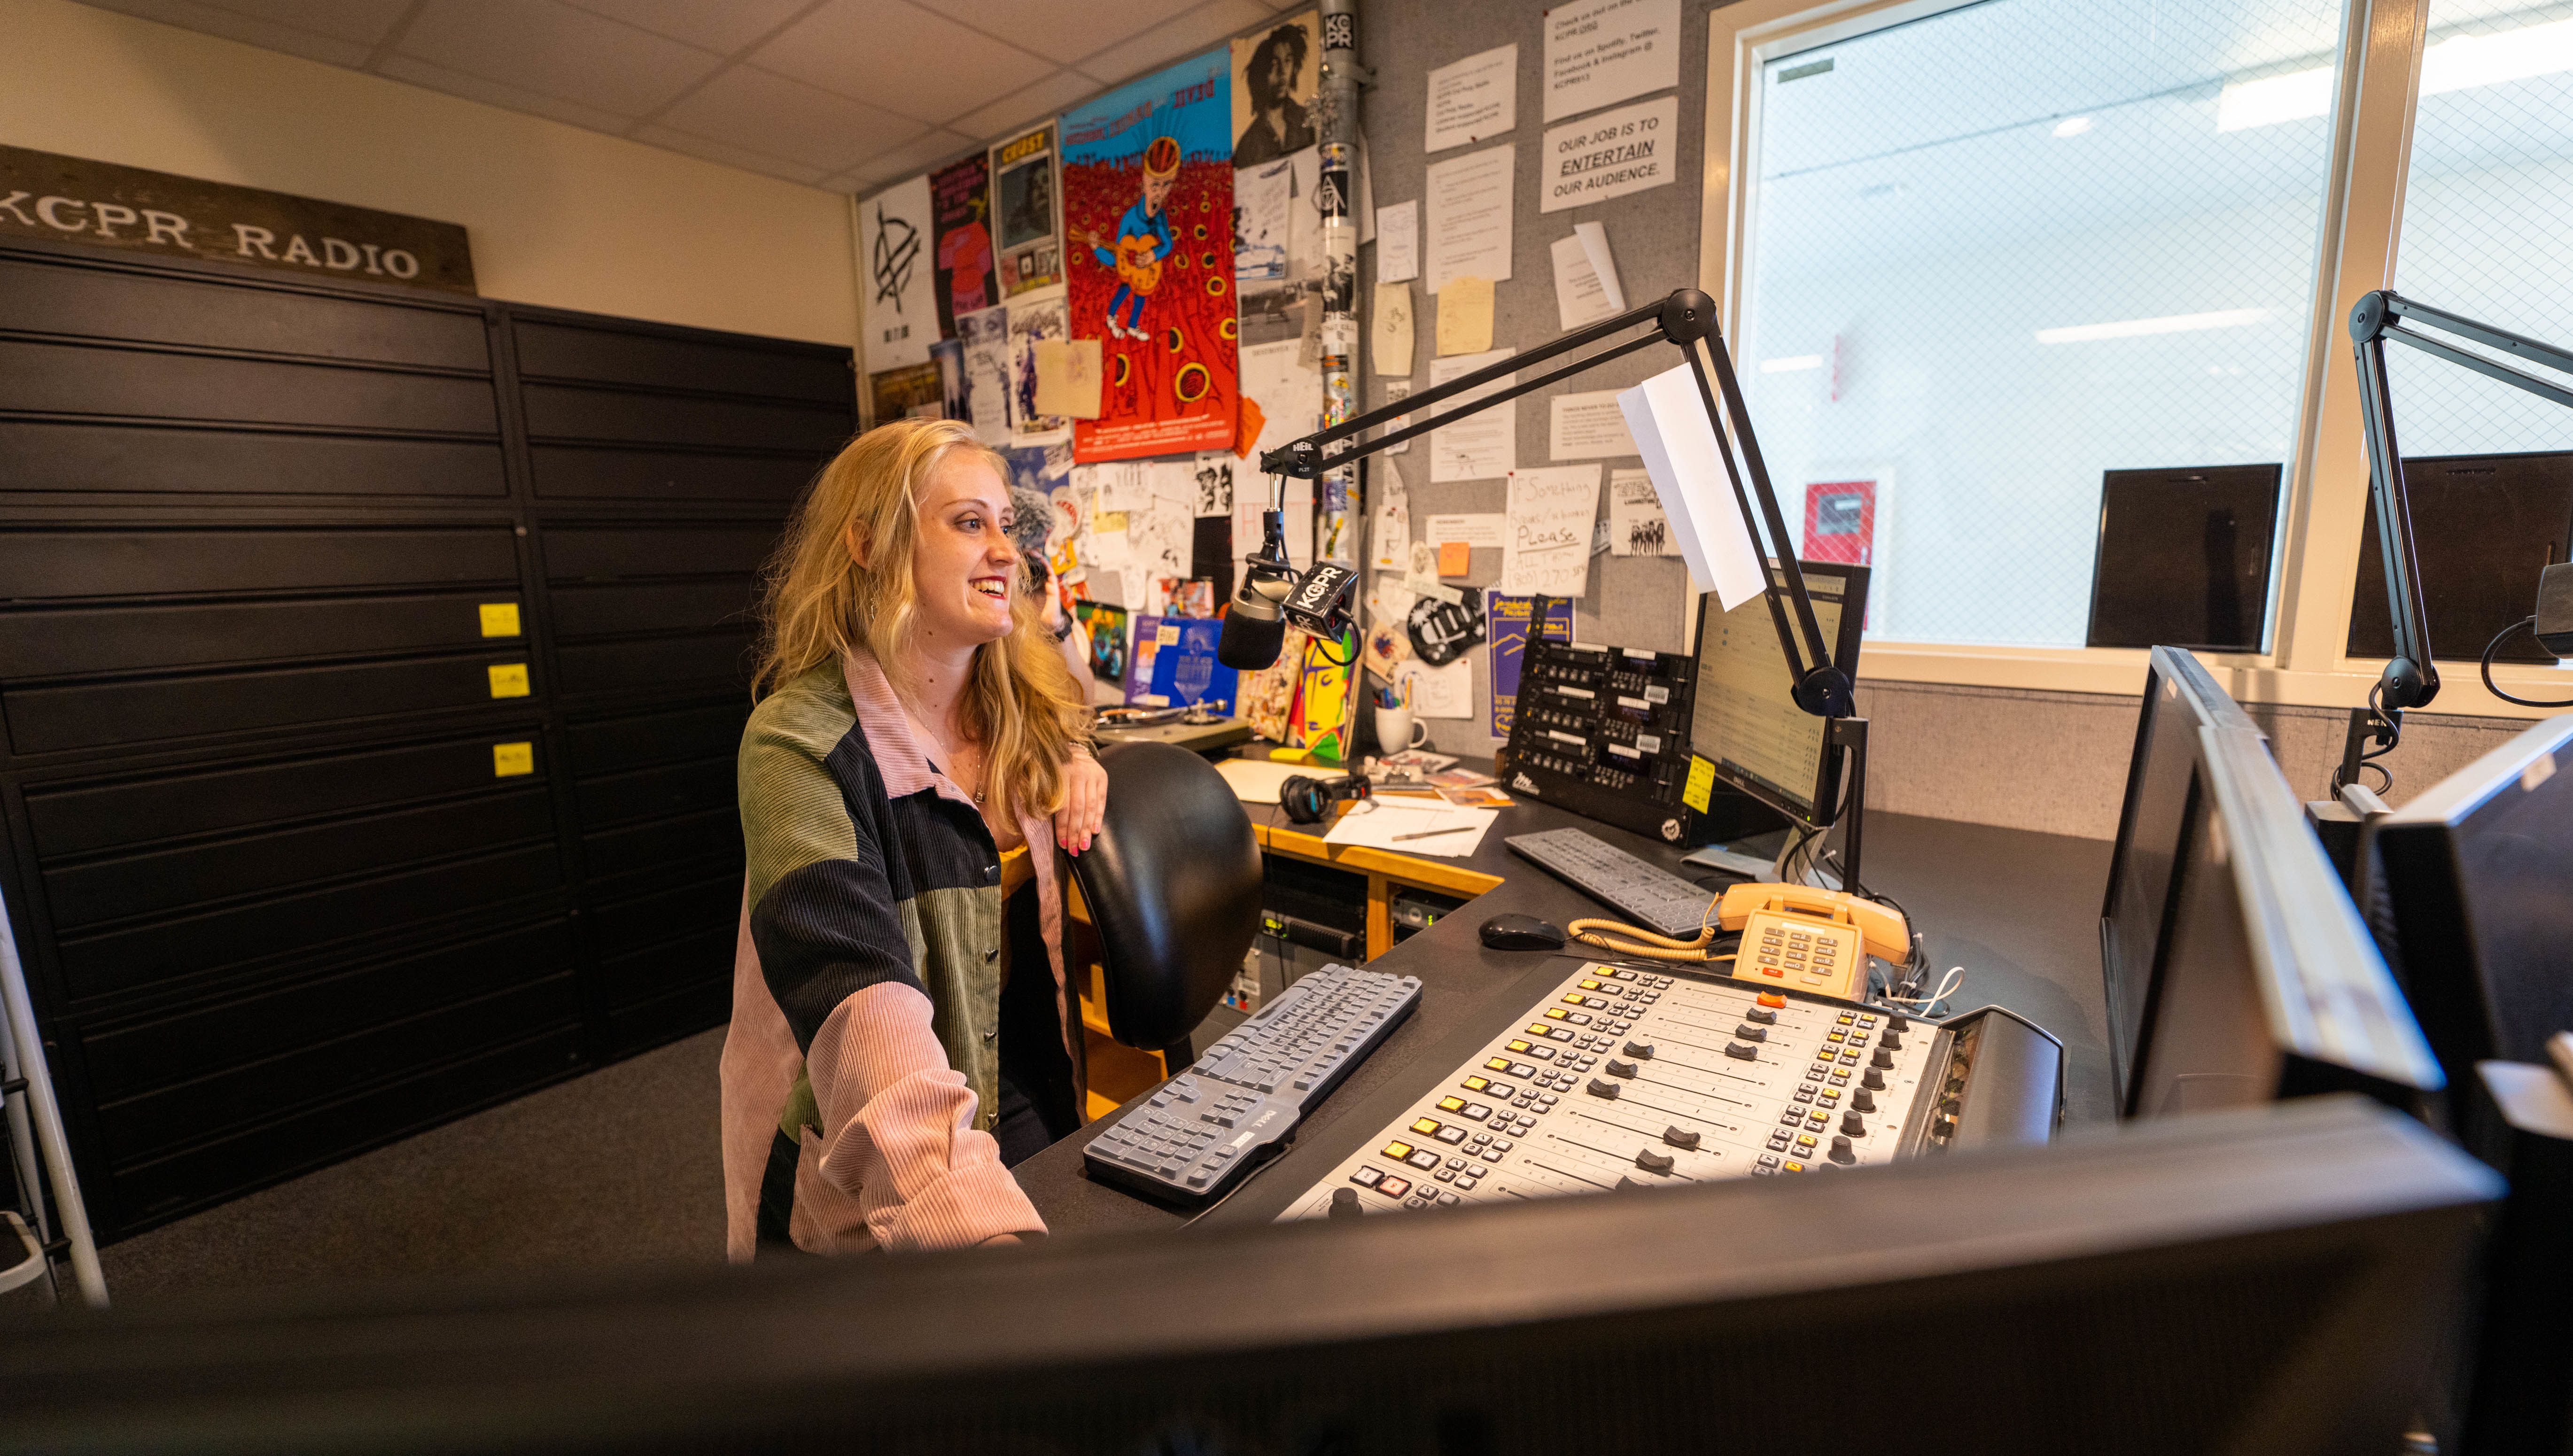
[1375,705,1430,753]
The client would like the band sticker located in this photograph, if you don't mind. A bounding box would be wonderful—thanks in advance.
[479,602,521,637]
[492,741,534,777]
[487,663,531,698]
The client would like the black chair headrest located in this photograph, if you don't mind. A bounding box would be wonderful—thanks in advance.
[1067,741,1263,1053]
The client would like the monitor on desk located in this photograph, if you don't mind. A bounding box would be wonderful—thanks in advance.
[2120,708,2441,1119]
[2346,449,2573,666]
[2367,712,2573,1096]
[1688,560,1869,829]
[2100,647,2264,1108]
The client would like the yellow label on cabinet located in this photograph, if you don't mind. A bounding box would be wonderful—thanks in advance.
[492,741,534,777]
[479,602,522,637]
[487,663,530,698]
[1683,754,1716,813]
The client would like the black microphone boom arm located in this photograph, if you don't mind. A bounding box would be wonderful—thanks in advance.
[1258,287,1852,719]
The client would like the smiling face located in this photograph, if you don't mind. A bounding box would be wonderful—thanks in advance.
[907,450,1020,652]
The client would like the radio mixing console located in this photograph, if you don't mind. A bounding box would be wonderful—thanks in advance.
[1275,959,2059,1219]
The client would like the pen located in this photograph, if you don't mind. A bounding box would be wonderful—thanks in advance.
[1393,826,1475,840]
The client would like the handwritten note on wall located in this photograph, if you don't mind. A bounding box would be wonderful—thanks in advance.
[1500,465,1603,596]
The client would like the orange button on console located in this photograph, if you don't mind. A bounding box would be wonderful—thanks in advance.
[1757,992,1788,1007]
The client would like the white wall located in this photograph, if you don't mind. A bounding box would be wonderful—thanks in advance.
[0,0,859,347]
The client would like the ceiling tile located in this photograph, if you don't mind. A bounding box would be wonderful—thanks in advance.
[630,124,830,185]
[656,66,923,171]
[852,128,976,185]
[557,0,817,57]
[77,0,373,65]
[944,68,1097,145]
[376,54,638,133]
[750,0,1053,124]
[1074,0,1270,87]
[908,0,1204,66]
[396,0,722,117]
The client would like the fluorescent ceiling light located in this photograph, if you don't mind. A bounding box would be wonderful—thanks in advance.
[2217,15,2573,132]
[2035,308,2270,344]
[1761,355,1826,372]
[2052,116,2092,137]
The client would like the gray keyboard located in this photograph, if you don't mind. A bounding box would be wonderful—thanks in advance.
[1506,827,1720,938]
[1082,962,1421,1207]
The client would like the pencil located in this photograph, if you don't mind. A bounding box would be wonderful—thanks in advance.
[1393,826,1475,840]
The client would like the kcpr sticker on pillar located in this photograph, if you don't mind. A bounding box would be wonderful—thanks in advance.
[0,145,476,294]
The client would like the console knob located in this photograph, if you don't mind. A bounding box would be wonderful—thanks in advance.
[1841,1110,1866,1137]
[1851,1089,1877,1113]
[1606,1059,1639,1078]
[1662,1126,1702,1150]
[1330,1187,1362,1220]
[1745,1007,1778,1025]
[1828,1135,1856,1165]
[1881,1031,1903,1051]
[1636,1147,1676,1173]
[1623,1041,1656,1059]
[1939,1095,1961,1115]
[1756,992,1787,1008]
[1733,1023,1768,1042]
[1888,1014,1910,1031]
[1870,1047,1896,1069]
[1861,1068,1886,1091]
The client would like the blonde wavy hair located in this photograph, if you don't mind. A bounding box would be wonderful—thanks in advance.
[752,418,1088,823]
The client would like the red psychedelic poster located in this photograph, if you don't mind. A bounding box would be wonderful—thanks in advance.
[1060,48,1239,462]
[930,155,996,337]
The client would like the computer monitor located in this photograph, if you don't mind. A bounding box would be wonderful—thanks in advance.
[1688,560,1868,829]
[2367,711,2573,1097]
[2099,647,2265,1108]
[0,1098,2498,1455]
[2086,463,2282,652]
[2347,449,2573,666]
[2128,719,2442,1119]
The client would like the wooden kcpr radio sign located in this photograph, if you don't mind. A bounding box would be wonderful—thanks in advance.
[0,145,475,295]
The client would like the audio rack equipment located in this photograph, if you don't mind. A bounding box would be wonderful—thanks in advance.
[1499,632,1709,845]
[1274,958,2060,1219]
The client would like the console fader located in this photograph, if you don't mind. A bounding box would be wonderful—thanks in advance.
[1277,959,2057,1219]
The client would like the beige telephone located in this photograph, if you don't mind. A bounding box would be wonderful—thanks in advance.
[1569,881,1910,1001]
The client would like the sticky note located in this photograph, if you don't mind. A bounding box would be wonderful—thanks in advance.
[1436,275,1495,356]
[1683,754,1716,813]
[492,741,534,777]
[487,663,530,698]
[1372,280,1415,377]
[1438,541,1471,576]
[478,602,521,638]
[1235,395,1267,458]
[1033,338,1103,418]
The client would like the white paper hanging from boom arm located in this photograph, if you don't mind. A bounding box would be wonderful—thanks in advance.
[1616,362,1767,609]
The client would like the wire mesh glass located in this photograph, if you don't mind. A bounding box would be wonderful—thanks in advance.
[1741,0,2349,648]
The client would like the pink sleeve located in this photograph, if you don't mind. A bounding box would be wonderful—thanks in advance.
[803,981,1047,1250]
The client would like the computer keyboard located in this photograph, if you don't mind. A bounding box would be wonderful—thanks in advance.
[1506,827,1721,939]
[1082,962,1421,1206]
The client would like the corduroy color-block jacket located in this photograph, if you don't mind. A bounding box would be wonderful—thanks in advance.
[718,650,1083,1257]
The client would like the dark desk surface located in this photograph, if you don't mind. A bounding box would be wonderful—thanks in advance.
[1018,793,2114,1240]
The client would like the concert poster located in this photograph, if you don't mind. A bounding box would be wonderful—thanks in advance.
[992,124,1063,297]
[1060,49,1240,463]
[859,175,935,374]
[929,155,997,337]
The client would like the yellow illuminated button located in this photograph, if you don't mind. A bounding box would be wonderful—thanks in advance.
[491,741,534,777]
[478,602,521,637]
[1579,978,1602,989]
[1545,1008,1567,1020]
[1827,1032,1846,1043]
[1562,995,1588,1006]
[1506,1039,1531,1053]
[1383,1141,1415,1160]
[1527,1023,1553,1036]
[1437,1096,1466,1113]
[1837,1014,1855,1024]
[1462,1076,1491,1092]
[1411,1118,1442,1137]
[487,663,530,698]
[1783,1161,1806,1173]
[1795,1134,1818,1147]
[1485,1057,1512,1071]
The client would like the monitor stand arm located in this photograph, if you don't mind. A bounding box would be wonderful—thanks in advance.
[1827,717,1870,896]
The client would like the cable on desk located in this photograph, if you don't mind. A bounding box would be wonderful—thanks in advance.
[2482,616,2573,708]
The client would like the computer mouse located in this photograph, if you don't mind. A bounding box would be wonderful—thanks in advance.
[1479,913,1566,951]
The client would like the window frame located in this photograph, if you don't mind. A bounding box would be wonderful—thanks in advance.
[1701,0,2566,718]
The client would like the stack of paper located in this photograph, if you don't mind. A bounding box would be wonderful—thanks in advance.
[1320,798,1499,857]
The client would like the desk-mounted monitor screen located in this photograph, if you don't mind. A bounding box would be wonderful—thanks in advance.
[2347,449,2573,665]
[1689,561,1868,829]
[2086,464,2281,652]
[2370,713,2573,1092]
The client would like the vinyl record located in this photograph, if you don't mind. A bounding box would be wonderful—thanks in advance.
[1407,592,1485,666]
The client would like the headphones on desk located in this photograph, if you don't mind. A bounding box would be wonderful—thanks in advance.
[1280,772,1371,824]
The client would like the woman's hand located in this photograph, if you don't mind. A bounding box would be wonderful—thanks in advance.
[1056,753,1107,855]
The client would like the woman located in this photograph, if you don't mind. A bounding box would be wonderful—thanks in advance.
[720,418,1108,1257]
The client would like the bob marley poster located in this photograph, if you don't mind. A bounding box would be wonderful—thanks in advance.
[1061,49,1239,463]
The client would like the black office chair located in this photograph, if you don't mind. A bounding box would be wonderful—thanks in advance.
[1066,740,1262,1071]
